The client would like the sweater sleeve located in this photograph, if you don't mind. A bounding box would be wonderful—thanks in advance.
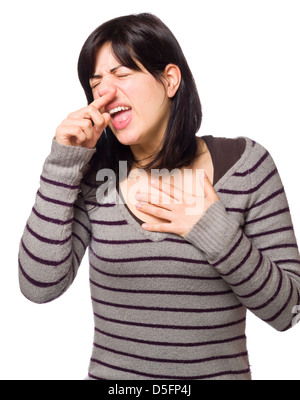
[185,142,300,332]
[18,139,96,304]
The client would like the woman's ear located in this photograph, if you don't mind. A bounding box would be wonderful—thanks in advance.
[163,64,182,98]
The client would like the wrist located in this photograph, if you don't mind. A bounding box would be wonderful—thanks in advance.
[42,138,96,184]
[184,201,240,261]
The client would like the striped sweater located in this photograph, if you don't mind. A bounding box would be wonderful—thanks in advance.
[18,136,300,380]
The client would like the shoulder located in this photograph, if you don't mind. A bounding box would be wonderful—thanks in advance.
[201,135,248,185]
[202,135,279,187]
[232,137,281,194]
[237,136,278,172]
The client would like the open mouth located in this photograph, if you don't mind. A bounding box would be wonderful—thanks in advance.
[109,106,131,116]
[109,106,132,130]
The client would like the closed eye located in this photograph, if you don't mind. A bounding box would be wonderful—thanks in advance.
[91,80,102,89]
[90,67,132,89]
[91,75,128,89]
[92,83,100,89]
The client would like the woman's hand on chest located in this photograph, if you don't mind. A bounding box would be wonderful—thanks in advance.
[135,170,219,238]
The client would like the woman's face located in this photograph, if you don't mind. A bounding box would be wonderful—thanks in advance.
[90,43,174,157]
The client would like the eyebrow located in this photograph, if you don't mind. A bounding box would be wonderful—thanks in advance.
[90,65,123,81]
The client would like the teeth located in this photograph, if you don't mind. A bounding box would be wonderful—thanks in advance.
[109,106,131,116]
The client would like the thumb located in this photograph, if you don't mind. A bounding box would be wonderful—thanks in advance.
[102,112,111,127]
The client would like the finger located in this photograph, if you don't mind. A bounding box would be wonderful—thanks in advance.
[68,89,117,120]
[61,118,93,131]
[90,88,117,111]
[64,109,110,146]
[142,221,174,233]
[60,118,95,143]
[83,105,111,133]
[150,178,183,202]
[136,202,173,221]
[136,190,176,209]
[56,126,86,146]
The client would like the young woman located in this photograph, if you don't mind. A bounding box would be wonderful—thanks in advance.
[19,13,300,380]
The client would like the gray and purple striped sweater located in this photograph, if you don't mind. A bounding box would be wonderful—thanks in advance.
[19,136,300,380]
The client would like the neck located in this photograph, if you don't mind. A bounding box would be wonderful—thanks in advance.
[130,139,163,169]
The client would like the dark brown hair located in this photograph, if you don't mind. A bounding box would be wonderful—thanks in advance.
[78,13,202,177]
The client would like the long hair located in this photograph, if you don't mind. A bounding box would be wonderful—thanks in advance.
[78,13,202,178]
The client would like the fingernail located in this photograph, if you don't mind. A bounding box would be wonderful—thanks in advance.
[135,193,141,200]
[151,179,157,186]
[136,203,142,209]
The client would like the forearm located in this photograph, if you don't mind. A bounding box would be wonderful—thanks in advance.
[19,139,95,303]
[185,201,300,331]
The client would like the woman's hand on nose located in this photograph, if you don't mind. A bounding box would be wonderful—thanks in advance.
[55,88,116,149]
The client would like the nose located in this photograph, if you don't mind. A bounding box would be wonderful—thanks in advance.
[97,75,118,98]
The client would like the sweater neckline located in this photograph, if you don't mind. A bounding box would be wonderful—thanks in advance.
[116,185,172,242]
[213,136,253,192]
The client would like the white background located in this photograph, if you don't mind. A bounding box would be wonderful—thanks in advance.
[0,0,299,380]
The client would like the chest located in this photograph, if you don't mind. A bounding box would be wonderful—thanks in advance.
[118,151,214,225]
[85,174,246,279]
